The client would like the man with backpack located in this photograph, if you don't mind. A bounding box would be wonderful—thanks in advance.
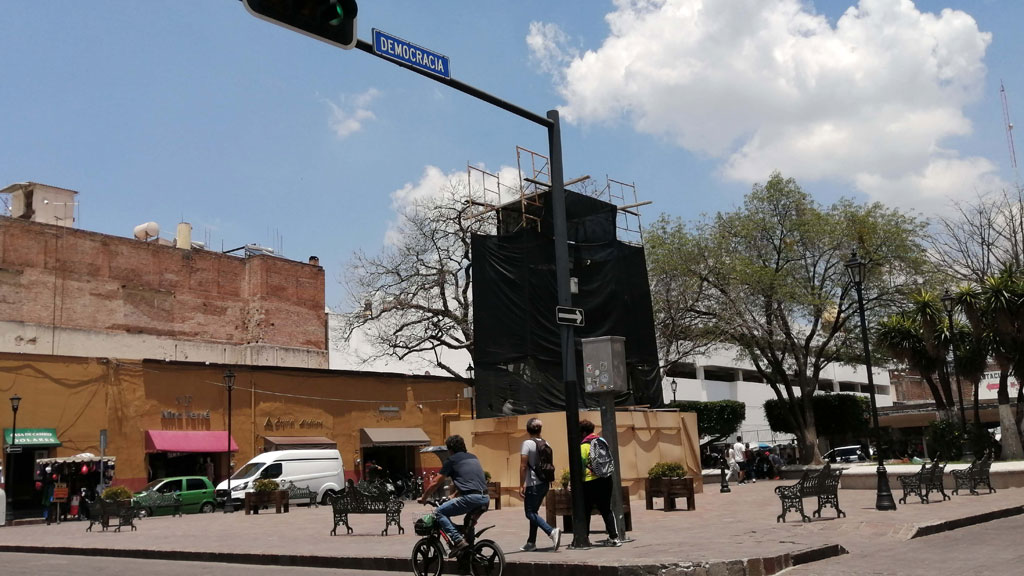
[580,419,621,547]
[519,418,561,551]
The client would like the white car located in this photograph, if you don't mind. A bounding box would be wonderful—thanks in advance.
[823,445,867,463]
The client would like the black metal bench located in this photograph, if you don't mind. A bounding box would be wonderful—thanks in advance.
[898,459,949,504]
[85,499,137,532]
[775,462,845,523]
[133,492,183,517]
[329,484,404,536]
[284,481,319,507]
[952,451,996,496]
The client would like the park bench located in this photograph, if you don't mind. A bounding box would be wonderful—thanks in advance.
[85,499,137,532]
[283,481,319,507]
[898,459,949,504]
[952,451,996,496]
[132,492,183,517]
[329,484,404,536]
[774,463,845,523]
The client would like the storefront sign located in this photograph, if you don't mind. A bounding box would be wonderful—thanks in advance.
[263,417,324,431]
[2,428,61,446]
[161,409,211,420]
[377,406,401,421]
[53,483,69,503]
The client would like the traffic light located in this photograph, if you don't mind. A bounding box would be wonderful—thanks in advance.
[244,0,358,50]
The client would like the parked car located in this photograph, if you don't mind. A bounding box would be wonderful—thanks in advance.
[134,476,217,516]
[823,445,867,463]
[215,449,344,510]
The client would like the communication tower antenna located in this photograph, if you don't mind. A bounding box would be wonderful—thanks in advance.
[1001,81,1018,175]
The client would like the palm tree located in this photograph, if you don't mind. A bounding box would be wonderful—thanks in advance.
[958,269,1024,459]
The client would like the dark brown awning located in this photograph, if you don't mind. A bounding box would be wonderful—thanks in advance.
[262,436,337,451]
[360,428,431,447]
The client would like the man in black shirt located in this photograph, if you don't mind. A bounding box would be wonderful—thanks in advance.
[420,435,489,556]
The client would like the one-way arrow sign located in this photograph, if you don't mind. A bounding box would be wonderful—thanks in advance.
[556,306,585,327]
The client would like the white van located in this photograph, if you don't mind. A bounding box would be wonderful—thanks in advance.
[215,449,343,509]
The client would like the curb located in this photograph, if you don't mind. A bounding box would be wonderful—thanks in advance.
[0,543,848,576]
[909,504,1024,539]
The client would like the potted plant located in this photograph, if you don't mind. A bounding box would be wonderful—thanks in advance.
[101,485,133,502]
[645,461,695,511]
[247,478,282,513]
[559,468,571,490]
[483,471,501,509]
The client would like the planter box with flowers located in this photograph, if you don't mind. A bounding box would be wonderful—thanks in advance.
[645,462,695,511]
[244,479,289,515]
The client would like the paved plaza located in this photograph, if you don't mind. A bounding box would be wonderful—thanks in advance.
[2,481,1022,575]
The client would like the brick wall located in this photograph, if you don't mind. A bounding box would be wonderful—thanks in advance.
[0,216,325,350]
[889,369,977,407]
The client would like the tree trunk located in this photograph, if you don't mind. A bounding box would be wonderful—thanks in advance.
[971,376,981,426]
[997,371,1023,459]
[795,394,822,465]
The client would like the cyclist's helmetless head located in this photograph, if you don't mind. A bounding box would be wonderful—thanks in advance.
[445,434,467,453]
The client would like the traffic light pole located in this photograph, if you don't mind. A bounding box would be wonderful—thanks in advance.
[354,38,591,548]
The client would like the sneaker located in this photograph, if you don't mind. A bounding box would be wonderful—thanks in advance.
[550,527,561,551]
[752,478,757,483]
[449,539,469,557]
[519,542,537,552]
[600,538,623,547]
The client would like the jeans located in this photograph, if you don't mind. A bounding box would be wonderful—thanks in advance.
[435,493,491,545]
[523,483,553,543]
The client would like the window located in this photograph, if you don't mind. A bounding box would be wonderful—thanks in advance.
[260,463,283,479]
[157,480,181,494]
[185,478,207,491]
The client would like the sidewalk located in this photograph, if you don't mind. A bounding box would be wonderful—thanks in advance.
[2,481,1022,576]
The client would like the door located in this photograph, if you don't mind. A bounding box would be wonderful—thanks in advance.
[181,477,214,513]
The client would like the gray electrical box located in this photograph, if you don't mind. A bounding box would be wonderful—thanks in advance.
[582,336,627,394]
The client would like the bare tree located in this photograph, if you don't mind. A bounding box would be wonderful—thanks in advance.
[339,179,493,378]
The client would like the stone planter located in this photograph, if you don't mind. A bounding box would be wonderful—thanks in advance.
[644,476,695,511]
[244,489,290,515]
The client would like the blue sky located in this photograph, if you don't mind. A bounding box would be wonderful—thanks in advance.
[2,1,1021,309]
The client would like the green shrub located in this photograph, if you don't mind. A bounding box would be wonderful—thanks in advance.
[484,471,492,483]
[253,478,280,493]
[559,468,571,488]
[926,419,964,461]
[101,485,133,502]
[647,461,687,479]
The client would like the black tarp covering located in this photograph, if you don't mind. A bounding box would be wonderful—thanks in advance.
[471,190,663,418]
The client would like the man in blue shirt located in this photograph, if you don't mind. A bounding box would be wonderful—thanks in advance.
[420,434,490,557]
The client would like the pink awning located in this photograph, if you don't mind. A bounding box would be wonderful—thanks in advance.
[145,430,239,453]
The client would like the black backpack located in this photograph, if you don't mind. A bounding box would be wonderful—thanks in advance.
[530,438,556,483]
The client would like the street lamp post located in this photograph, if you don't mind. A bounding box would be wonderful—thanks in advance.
[465,364,475,420]
[223,370,235,514]
[845,251,897,511]
[670,380,678,403]
[941,289,968,437]
[6,394,21,523]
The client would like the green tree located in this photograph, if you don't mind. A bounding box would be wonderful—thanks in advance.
[764,394,869,441]
[668,400,745,445]
[646,172,930,463]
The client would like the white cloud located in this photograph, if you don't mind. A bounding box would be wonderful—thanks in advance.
[325,88,380,139]
[531,0,1004,209]
[384,164,523,245]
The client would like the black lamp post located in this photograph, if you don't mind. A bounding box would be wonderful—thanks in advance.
[845,251,897,511]
[670,380,678,403]
[223,370,235,514]
[5,394,20,523]
[941,289,968,437]
[465,364,475,420]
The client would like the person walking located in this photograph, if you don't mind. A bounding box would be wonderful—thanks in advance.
[579,419,620,546]
[732,436,747,484]
[725,445,740,483]
[744,442,756,483]
[519,417,561,551]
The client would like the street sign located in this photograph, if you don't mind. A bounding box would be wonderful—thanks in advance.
[556,306,585,327]
[4,445,22,454]
[372,29,450,80]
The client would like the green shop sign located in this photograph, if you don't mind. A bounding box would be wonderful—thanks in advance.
[3,428,62,446]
